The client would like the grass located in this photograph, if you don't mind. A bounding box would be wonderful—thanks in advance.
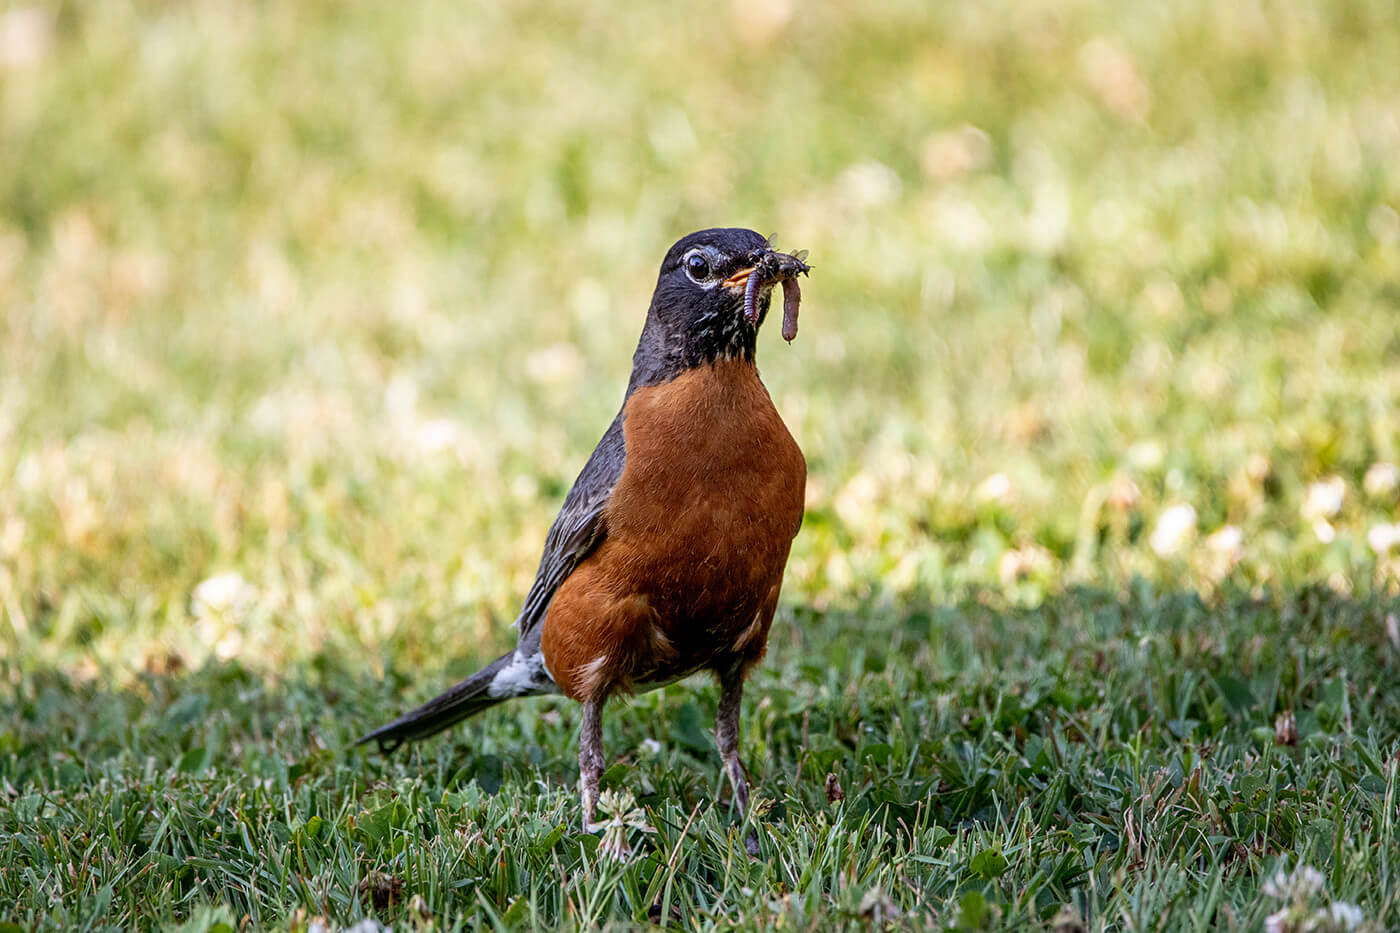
[7,587,1400,930]
[2,0,1399,928]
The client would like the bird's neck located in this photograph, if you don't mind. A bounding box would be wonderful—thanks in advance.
[627,317,759,394]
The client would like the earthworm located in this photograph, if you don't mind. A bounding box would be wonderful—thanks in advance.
[743,250,807,336]
[744,267,762,325]
[780,276,800,342]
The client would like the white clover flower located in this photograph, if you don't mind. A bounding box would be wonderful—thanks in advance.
[1302,477,1346,520]
[1202,525,1245,580]
[1150,503,1197,557]
[1263,864,1326,901]
[1313,519,1337,544]
[191,572,257,619]
[1328,902,1363,930]
[191,572,259,661]
[308,920,392,933]
[1295,865,1326,897]
[1367,523,1400,555]
[1363,462,1400,498]
[1263,909,1289,933]
[342,921,392,933]
[976,473,1012,504]
[593,789,654,862]
[1206,525,1242,555]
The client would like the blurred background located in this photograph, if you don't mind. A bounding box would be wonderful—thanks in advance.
[2,0,1398,681]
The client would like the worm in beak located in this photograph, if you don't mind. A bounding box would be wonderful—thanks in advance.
[780,276,801,343]
[736,248,811,341]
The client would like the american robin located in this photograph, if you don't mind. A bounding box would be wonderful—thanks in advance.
[358,228,810,852]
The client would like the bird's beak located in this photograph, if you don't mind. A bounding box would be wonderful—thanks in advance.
[722,266,758,289]
[721,251,811,289]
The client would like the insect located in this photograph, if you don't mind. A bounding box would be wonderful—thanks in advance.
[742,245,810,342]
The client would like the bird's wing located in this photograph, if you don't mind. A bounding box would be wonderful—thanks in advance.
[514,410,626,645]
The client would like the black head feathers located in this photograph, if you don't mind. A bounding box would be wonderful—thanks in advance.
[628,228,810,390]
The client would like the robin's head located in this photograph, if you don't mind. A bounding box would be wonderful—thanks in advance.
[631,228,810,387]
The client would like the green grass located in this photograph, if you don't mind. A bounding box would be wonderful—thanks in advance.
[2,0,1399,928]
[7,587,1400,930]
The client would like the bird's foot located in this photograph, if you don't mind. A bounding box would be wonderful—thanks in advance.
[731,794,772,859]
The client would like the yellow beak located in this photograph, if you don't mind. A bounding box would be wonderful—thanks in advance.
[721,267,756,289]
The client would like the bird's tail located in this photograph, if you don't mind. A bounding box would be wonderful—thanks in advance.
[356,650,553,753]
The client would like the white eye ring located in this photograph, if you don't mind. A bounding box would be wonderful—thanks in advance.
[683,248,719,287]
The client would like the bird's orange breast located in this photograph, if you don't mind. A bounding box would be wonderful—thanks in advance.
[541,359,806,701]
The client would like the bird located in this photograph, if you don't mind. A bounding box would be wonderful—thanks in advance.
[358,228,810,853]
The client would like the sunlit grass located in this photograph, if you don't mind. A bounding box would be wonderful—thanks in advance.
[2,0,1399,928]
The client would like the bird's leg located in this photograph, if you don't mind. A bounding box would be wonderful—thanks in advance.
[716,665,761,857]
[715,672,749,814]
[579,698,606,832]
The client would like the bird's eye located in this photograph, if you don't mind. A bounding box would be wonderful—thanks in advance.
[685,253,711,282]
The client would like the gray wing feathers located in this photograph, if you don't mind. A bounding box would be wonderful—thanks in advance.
[514,411,626,646]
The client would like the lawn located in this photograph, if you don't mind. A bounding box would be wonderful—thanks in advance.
[2,0,1399,929]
